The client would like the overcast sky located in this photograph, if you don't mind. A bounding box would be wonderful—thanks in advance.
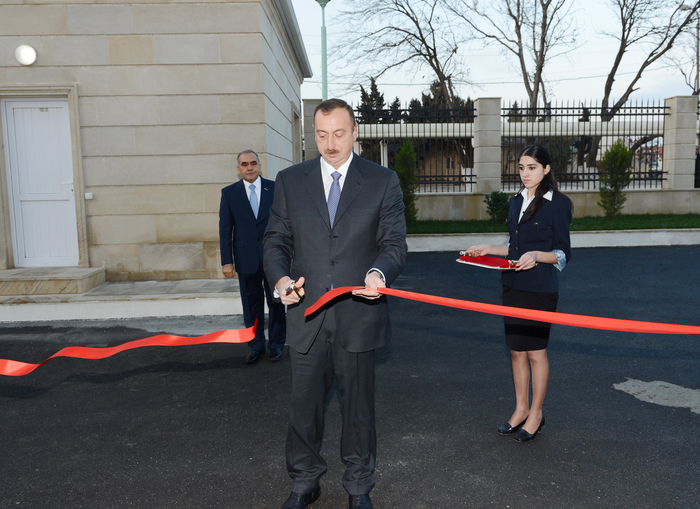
[289,0,695,106]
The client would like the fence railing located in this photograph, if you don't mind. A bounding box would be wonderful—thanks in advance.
[354,100,669,194]
[696,101,700,189]
[355,107,476,193]
[502,100,667,192]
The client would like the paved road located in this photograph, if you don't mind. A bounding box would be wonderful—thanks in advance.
[1,246,699,508]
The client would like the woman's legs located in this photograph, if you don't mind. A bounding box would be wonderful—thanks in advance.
[520,348,549,434]
[508,348,549,432]
[508,350,531,426]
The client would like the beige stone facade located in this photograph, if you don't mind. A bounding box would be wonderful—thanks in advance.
[0,0,311,280]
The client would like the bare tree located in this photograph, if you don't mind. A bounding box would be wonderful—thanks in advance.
[663,16,700,96]
[600,0,700,120]
[446,0,579,109]
[333,0,464,108]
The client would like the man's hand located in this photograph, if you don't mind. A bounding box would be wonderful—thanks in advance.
[222,264,236,278]
[352,271,384,300]
[276,276,305,305]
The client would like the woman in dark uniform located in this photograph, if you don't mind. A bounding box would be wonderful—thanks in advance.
[466,145,572,443]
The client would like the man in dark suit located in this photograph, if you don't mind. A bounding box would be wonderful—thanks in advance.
[219,150,286,364]
[264,99,407,509]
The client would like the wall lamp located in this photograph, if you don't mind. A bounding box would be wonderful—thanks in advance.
[15,45,37,66]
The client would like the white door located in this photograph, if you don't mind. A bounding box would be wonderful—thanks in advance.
[2,99,79,267]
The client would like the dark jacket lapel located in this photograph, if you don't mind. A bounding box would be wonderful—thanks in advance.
[513,193,524,224]
[235,179,259,222]
[259,177,273,223]
[333,156,366,227]
[302,157,332,230]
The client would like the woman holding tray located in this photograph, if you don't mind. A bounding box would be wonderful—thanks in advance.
[465,144,572,443]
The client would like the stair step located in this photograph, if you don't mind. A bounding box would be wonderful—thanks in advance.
[0,267,106,296]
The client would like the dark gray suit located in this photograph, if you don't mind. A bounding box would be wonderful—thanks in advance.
[263,154,407,496]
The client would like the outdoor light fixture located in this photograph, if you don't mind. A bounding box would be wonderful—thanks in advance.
[15,45,37,66]
[315,0,331,100]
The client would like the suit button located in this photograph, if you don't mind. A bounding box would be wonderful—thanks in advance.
[330,261,337,266]
[515,230,518,234]
[515,247,518,251]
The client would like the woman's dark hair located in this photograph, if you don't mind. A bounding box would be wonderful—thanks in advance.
[518,144,572,223]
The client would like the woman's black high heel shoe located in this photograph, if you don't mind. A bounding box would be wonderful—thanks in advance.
[497,417,528,436]
[513,416,545,443]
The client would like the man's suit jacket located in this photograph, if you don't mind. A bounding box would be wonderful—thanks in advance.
[219,177,274,275]
[263,155,407,354]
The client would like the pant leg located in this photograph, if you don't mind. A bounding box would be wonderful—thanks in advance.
[286,333,334,493]
[263,271,286,350]
[238,270,265,352]
[331,339,376,496]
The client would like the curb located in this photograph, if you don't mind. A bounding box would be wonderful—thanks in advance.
[406,228,700,252]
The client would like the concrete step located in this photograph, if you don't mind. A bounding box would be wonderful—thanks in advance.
[0,267,106,296]
[0,279,241,322]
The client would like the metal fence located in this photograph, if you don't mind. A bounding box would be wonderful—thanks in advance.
[502,100,668,192]
[355,107,476,193]
[696,101,700,189]
[354,101,669,193]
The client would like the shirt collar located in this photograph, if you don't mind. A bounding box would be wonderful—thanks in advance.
[320,152,354,180]
[519,188,553,201]
[243,176,261,190]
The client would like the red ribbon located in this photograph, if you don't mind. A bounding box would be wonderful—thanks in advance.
[0,322,256,377]
[305,287,700,335]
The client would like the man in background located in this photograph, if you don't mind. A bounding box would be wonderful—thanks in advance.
[219,150,286,364]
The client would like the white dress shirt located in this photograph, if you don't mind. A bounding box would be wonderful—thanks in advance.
[320,152,353,201]
[518,188,553,222]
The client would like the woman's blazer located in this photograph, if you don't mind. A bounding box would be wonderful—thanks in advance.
[501,191,572,293]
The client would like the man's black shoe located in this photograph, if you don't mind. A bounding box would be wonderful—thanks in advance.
[245,350,262,364]
[349,494,372,509]
[269,348,283,361]
[280,485,321,509]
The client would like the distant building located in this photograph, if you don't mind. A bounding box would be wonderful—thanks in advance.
[0,0,311,281]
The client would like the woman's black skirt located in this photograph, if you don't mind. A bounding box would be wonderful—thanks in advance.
[502,286,558,351]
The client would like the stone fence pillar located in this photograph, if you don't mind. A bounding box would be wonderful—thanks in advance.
[473,97,502,193]
[663,95,698,190]
[303,99,321,161]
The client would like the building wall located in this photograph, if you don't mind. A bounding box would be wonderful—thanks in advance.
[0,0,306,280]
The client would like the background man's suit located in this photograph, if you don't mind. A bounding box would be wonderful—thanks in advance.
[263,154,407,496]
[219,177,285,354]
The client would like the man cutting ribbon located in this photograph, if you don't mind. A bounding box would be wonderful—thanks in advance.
[263,99,407,509]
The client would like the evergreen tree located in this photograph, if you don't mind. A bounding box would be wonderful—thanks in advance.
[358,77,385,123]
[598,140,633,218]
[392,140,418,224]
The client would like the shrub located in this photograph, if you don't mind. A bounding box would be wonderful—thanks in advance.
[598,140,633,218]
[484,191,510,224]
[392,140,418,224]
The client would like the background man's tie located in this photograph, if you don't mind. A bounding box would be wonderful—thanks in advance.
[249,184,259,219]
[328,171,341,227]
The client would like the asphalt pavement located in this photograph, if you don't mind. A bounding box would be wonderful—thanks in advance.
[1,246,699,509]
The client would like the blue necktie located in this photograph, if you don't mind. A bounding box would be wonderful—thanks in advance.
[249,184,258,219]
[328,171,341,227]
